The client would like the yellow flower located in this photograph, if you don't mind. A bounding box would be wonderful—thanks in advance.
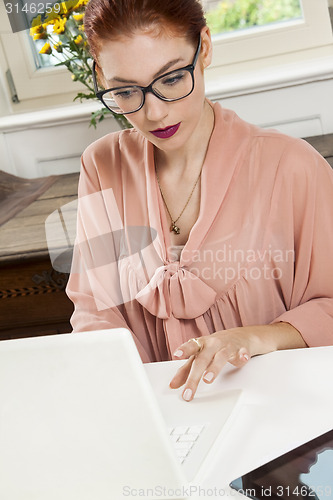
[78,24,85,31]
[73,0,89,10]
[43,11,60,25]
[39,42,52,55]
[30,25,43,36]
[73,13,84,22]
[74,34,83,45]
[53,17,67,34]
[54,42,63,52]
[58,0,77,15]
[30,16,46,36]
[33,32,48,40]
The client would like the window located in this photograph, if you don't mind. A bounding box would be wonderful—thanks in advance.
[0,0,81,107]
[205,0,333,73]
[204,0,303,37]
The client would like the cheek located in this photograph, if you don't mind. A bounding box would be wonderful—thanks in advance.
[125,112,145,130]
[182,90,205,120]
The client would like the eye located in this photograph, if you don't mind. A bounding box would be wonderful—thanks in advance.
[160,72,186,86]
[113,88,139,100]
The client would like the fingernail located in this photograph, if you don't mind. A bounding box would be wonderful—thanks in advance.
[242,353,250,361]
[183,388,192,401]
[173,350,183,358]
[203,371,214,382]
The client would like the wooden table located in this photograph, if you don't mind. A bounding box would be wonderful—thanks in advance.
[0,173,78,340]
[304,133,333,168]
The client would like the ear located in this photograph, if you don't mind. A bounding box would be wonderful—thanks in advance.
[200,26,213,70]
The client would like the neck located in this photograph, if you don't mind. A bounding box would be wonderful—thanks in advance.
[154,100,215,177]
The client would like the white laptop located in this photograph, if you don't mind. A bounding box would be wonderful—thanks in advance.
[0,329,241,499]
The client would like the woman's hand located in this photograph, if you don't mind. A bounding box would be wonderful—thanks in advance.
[169,322,307,402]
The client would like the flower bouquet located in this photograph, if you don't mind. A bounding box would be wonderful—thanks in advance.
[29,0,131,129]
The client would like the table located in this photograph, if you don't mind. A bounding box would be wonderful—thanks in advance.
[305,133,333,169]
[0,173,78,340]
[144,346,333,499]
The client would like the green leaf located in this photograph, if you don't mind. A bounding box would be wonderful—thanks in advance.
[73,92,96,101]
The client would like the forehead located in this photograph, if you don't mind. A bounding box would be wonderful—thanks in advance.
[98,32,194,85]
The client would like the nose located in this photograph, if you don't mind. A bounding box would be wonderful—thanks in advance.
[143,91,169,123]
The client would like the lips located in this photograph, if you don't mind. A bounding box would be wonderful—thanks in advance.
[150,122,181,139]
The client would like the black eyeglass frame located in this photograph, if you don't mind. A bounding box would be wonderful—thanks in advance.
[92,36,202,115]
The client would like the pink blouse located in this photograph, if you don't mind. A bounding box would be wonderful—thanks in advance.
[66,102,333,362]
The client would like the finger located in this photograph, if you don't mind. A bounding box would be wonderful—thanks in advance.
[228,347,251,368]
[169,356,195,389]
[202,348,229,384]
[173,338,203,359]
[203,346,250,383]
[181,345,217,401]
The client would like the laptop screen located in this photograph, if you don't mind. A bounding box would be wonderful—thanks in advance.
[230,428,333,499]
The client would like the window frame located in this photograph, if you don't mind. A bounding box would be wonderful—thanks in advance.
[208,0,333,68]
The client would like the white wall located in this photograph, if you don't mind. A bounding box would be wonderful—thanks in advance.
[207,61,333,137]
[0,102,121,178]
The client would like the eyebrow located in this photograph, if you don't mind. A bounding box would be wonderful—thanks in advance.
[109,58,184,85]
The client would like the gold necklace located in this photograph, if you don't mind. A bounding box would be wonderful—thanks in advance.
[156,167,203,235]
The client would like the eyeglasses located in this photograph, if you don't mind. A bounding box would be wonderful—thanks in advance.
[92,36,202,115]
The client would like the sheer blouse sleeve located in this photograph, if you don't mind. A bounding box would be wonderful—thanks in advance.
[271,138,333,346]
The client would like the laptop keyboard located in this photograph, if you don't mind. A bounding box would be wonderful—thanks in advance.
[168,424,206,464]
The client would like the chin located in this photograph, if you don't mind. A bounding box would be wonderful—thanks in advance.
[152,134,188,152]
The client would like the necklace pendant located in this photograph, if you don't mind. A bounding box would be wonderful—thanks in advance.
[170,223,180,235]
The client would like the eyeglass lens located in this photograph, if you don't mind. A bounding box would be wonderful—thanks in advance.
[102,68,193,114]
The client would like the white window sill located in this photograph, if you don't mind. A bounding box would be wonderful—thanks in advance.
[205,53,333,100]
[0,100,108,133]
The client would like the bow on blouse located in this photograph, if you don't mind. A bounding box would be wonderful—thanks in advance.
[135,261,217,319]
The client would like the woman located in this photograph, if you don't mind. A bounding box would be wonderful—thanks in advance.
[66,0,333,401]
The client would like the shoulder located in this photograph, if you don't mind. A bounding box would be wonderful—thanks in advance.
[213,104,333,207]
[82,127,145,165]
[223,105,331,178]
[259,130,332,182]
[79,127,147,196]
[254,128,333,200]
[250,128,333,215]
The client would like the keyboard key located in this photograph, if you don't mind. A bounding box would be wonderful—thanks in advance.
[187,425,205,435]
[172,426,189,435]
[178,433,199,442]
[175,441,194,450]
[168,423,207,464]
[176,448,190,458]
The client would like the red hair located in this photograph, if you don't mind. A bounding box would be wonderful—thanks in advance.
[84,0,206,61]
